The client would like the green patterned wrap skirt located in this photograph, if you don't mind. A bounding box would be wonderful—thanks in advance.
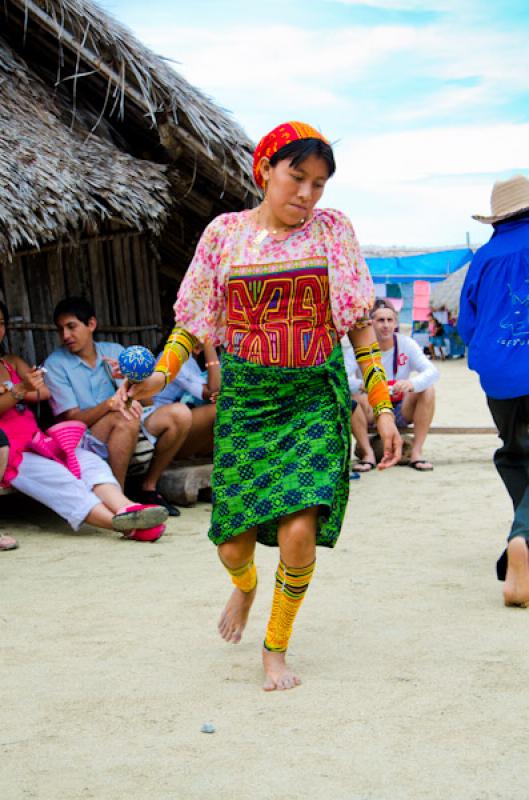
[209,345,351,548]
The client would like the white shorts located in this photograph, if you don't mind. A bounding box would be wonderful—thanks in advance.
[81,408,158,455]
[11,449,119,531]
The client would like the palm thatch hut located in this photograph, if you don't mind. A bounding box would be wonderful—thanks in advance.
[430,263,471,315]
[0,0,258,363]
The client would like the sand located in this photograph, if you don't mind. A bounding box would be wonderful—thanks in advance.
[2,359,527,800]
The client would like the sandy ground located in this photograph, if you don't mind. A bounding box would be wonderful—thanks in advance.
[2,359,527,800]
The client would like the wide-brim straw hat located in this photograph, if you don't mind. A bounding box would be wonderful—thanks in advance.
[473,174,529,224]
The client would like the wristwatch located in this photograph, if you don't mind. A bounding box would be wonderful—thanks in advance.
[10,384,26,402]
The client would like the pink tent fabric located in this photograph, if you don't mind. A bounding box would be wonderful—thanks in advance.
[412,280,431,321]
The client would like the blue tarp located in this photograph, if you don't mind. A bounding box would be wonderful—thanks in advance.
[365,248,473,283]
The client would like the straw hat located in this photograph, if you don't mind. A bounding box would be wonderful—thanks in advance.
[473,174,529,224]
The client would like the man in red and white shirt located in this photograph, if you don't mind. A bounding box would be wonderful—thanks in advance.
[344,298,439,471]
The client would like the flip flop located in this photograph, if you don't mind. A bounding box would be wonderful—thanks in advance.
[353,461,376,473]
[123,524,166,542]
[112,504,168,532]
[409,460,434,471]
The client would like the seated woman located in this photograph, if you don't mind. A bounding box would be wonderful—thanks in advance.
[0,302,168,541]
[427,313,447,360]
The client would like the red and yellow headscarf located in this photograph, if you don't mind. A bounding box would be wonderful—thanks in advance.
[252,121,329,189]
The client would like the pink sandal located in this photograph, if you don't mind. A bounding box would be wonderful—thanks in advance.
[0,534,19,551]
[112,503,168,533]
[123,524,166,542]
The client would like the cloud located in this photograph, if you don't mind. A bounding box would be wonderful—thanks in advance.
[140,15,529,133]
[142,23,415,92]
[330,0,467,11]
[100,0,529,246]
[333,123,529,185]
[323,123,529,245]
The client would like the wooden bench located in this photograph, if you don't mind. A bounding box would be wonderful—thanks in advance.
[158,458,213,507]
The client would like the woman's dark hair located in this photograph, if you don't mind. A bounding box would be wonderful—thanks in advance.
[269,138,336,179]
[53,296,96,326]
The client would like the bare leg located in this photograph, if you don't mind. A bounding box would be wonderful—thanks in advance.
[90,412,140,489]
[177,404,216,458]
[217,528,258,643]
[350,400,376,470]
[401,386,435,468]
[83,482,135,529]
[503,538,529,606]
[84,502,116,530]
[142,403,192,491]
[92,482,130,513]
[262,507,317,692]
[0,444,18,550]
[0,443,8,482]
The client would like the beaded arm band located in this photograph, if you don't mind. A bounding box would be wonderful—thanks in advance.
[354,341,393,418]
[154,326,199,386]
[353,315,373,330]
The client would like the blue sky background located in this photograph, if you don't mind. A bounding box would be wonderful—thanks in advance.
[97,0,529,247]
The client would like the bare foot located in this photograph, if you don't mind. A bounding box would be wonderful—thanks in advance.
[262,648,302,691]
[218,586,256,643]
[503,538,529,607]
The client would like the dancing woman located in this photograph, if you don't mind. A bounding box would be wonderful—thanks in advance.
[130,122,401,689]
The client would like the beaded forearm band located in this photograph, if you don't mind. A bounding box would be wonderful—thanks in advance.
[155,326,199,386]
[353,315,373,330]
[354,342,393,418]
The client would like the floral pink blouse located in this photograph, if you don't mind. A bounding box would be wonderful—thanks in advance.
[173,208,375,359]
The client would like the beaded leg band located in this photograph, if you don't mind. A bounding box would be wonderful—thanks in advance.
[263,560,315,653]
[222,557,258,593]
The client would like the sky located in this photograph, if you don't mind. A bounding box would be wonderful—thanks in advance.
[96,0,529,248]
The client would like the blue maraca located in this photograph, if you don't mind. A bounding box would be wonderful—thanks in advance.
[118,347,156,407]
[118,345,156,383]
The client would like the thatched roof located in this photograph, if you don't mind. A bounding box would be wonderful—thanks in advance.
[0,38,172,255]
[430,263,471,314]
[0,0,257,257]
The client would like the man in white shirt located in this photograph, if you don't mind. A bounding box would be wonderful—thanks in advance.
[344,298,439,471]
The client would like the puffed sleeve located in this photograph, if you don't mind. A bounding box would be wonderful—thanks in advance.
[173,213,237,346]
[316,208,375,336]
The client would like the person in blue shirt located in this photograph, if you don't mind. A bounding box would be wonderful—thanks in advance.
[459,174,529,607]
[143,341,220,460]
[44,297,190,515]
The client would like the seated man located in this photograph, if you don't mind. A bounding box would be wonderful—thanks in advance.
[44,297,189,515]
[345,298,439,471]
[144,342,220,460]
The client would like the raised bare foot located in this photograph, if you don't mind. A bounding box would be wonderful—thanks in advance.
[503,538,529,607]
[218,586,256,643]
[262,648,302,691]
